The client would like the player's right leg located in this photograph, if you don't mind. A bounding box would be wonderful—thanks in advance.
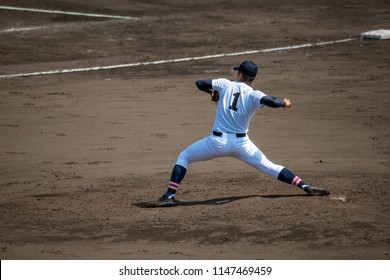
[277,168,330,196]
[234,138,284,178]
[236,139,329,196]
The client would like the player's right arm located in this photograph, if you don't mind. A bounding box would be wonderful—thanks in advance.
[261,95,291,108]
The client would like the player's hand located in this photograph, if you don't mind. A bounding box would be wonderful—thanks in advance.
[210,89,219,103]
[283,98,292,108]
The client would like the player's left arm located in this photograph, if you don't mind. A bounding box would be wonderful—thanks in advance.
[261,95,291,108]
[196,79,220,102]
[195,79,213,94]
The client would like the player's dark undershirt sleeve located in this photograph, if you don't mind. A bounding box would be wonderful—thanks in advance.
[195,79,213,94]
[260,95,286,108]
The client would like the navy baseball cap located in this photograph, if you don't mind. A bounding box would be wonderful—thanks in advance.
[233,60,258,78]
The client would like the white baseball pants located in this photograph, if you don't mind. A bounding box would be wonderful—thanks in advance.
[176,132,284,178]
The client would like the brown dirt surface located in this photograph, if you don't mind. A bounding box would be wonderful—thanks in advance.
[0,0,389,260]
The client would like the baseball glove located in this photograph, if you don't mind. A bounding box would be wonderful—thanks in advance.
[210,89,219,103]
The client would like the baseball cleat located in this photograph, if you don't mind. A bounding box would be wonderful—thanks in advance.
[303,185,330,196]
[155,194,177,207]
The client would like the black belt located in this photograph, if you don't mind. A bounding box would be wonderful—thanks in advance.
[213,131,246,138]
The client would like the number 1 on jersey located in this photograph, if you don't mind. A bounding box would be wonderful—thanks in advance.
[229,92,241,112]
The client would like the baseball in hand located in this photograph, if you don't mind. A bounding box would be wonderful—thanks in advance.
[283,98,292,108]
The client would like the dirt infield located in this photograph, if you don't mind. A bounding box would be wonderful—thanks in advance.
[0,0,389,259]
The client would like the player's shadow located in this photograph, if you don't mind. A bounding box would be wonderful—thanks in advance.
[135,194,306,208]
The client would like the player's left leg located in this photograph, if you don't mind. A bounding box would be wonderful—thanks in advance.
[163,134,229,200]
[165,164,187,199]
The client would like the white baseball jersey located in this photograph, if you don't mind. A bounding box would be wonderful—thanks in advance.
[175,78,284,179]
[212,78,266,134]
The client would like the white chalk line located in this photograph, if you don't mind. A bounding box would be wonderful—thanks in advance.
[0,19,125,34]
[0,26,46,33]
[0,5,139,20]
[0,38,357,79]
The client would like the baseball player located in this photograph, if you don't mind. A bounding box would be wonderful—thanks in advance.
[156,60,329,206]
